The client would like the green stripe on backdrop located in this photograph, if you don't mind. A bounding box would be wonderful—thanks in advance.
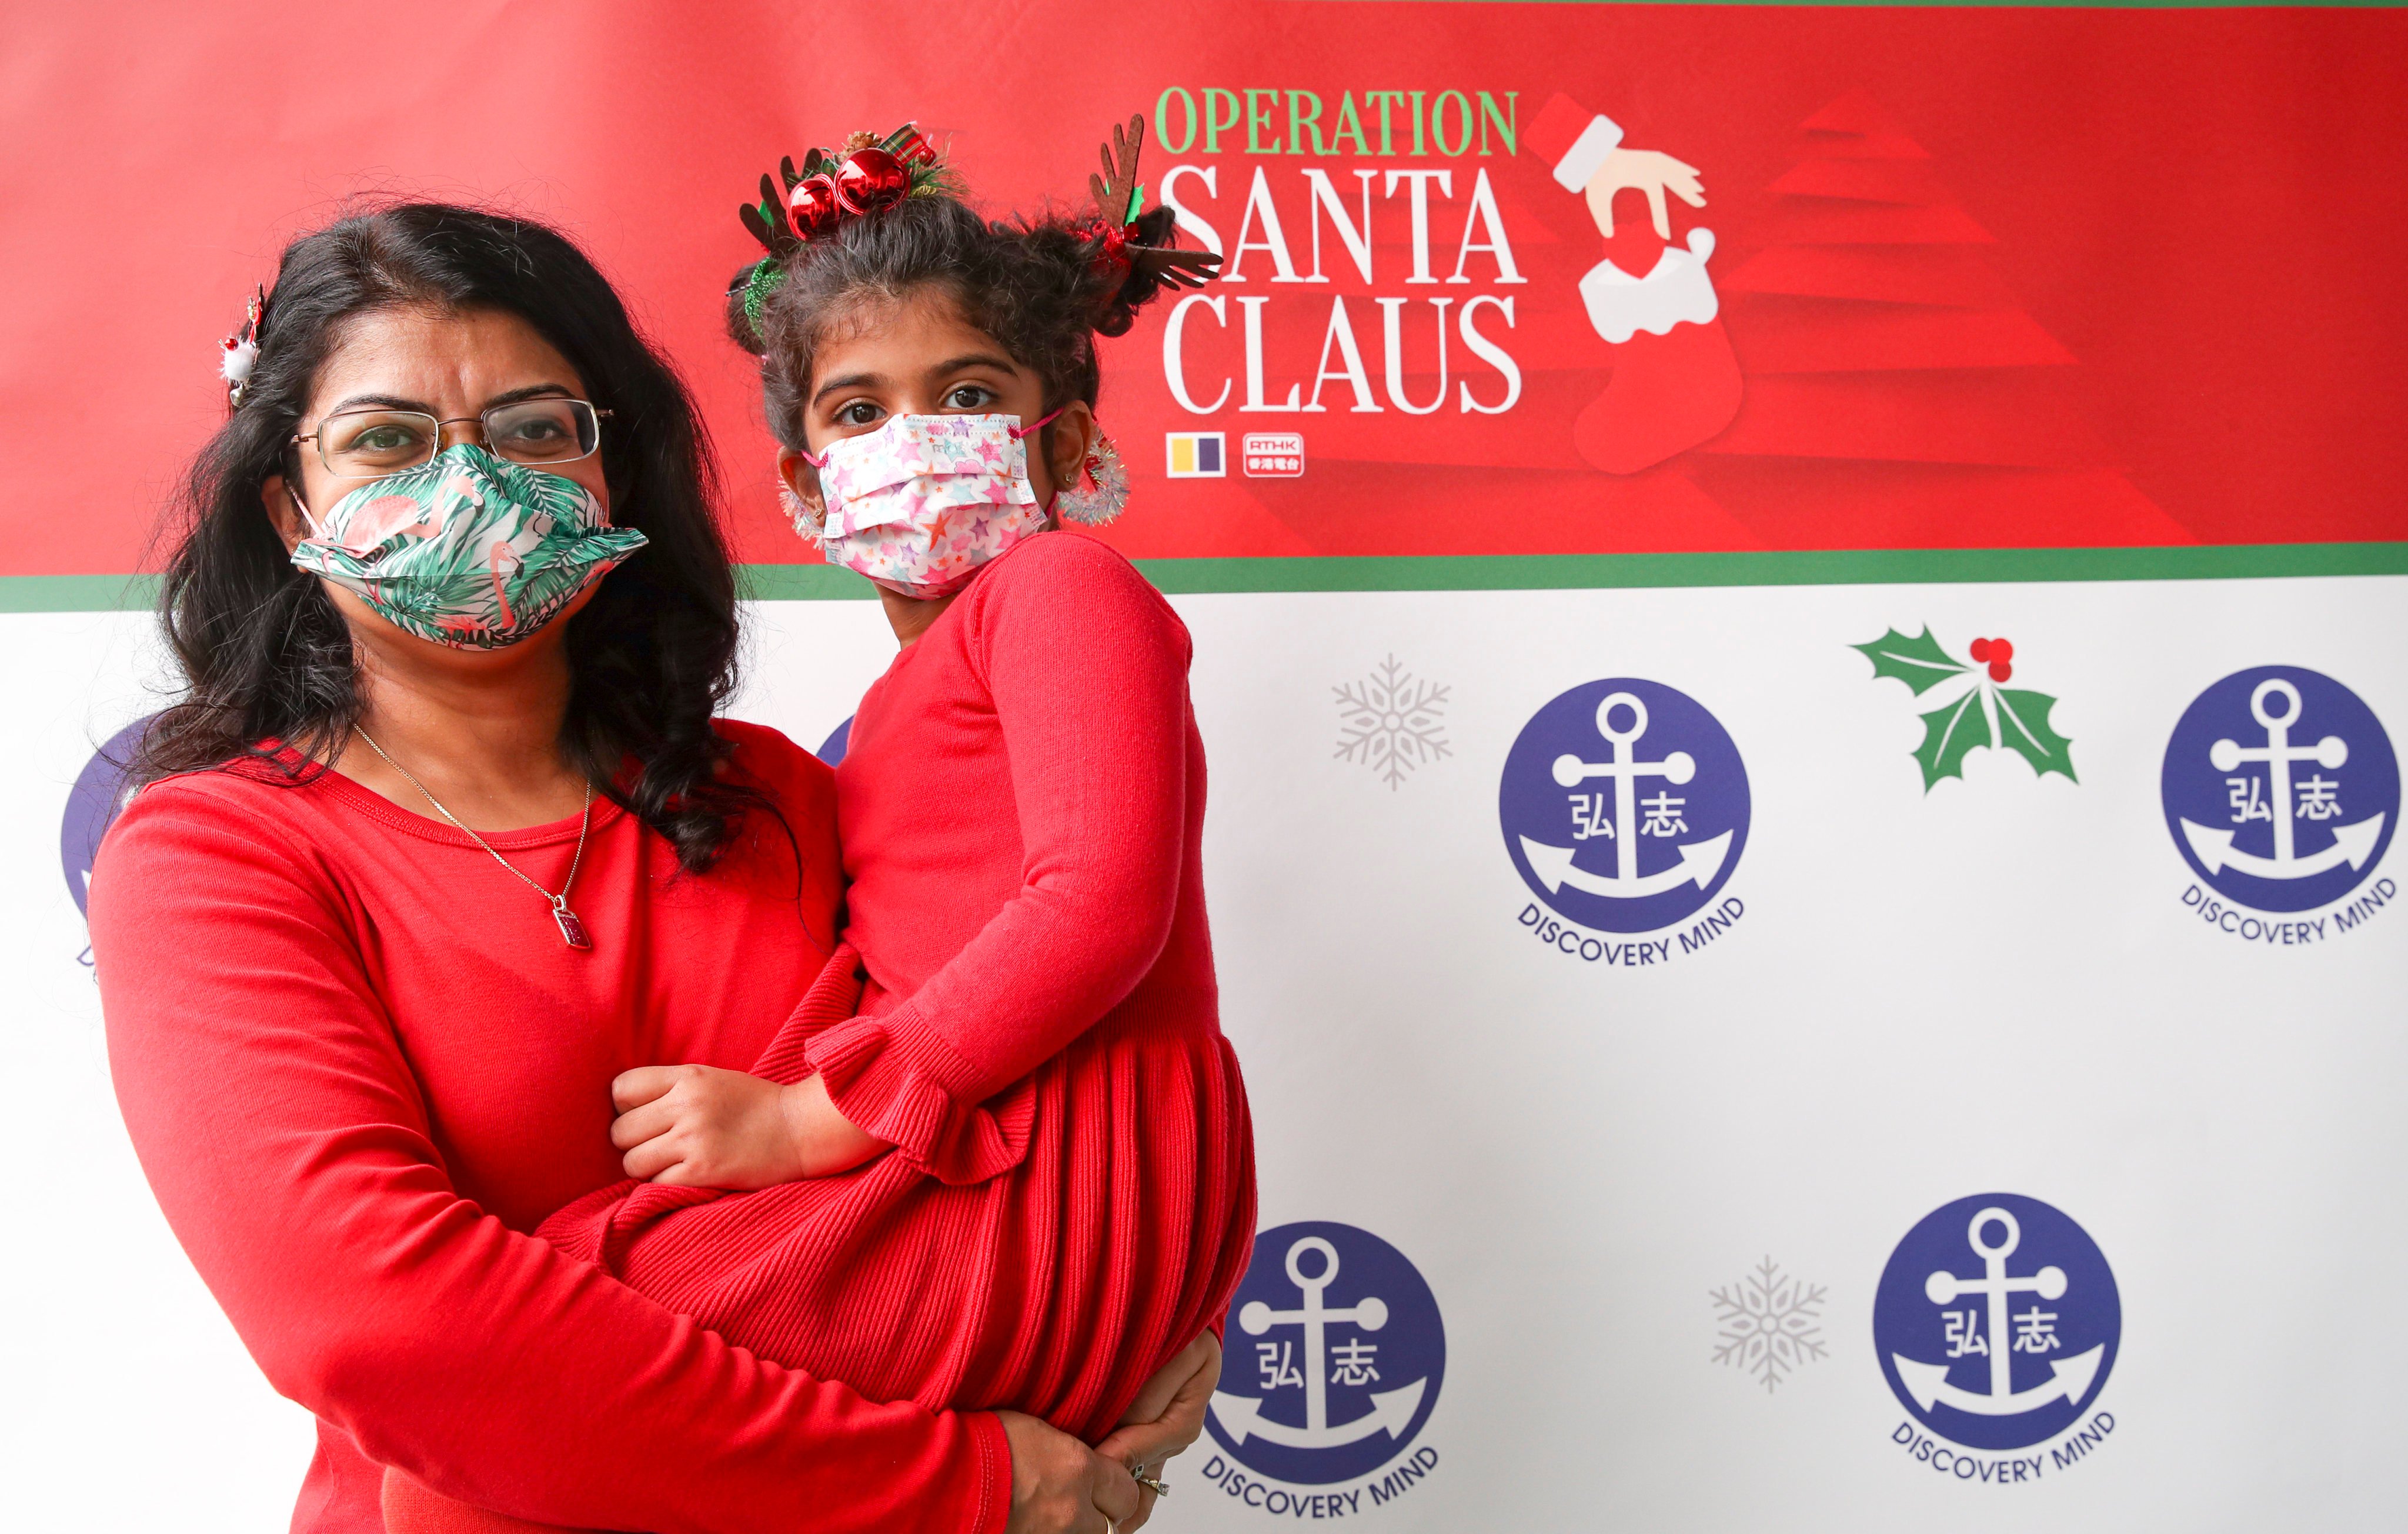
[1128,542,2408,593]
[742,543,2408,599]
[0,574,162,612]
[6,544,2403,613]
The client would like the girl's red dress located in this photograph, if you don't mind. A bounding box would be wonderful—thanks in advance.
[540,529,1256,1437]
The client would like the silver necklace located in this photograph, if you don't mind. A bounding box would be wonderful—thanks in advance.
[353,725,596,950]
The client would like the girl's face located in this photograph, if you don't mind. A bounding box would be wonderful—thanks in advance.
[779,286,1095,523]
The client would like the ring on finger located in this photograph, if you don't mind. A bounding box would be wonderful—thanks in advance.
[1132,1465,1169,1496]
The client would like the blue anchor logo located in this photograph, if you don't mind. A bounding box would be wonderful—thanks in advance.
[1204,1222,1446,1486]
[1501,678,1751,935]
[2162,665,2397,914]
[1890,1208,2105,1420]
[1875,1193,2120,1453]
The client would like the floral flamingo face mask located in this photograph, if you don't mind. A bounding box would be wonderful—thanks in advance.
[804,411,1057,599]
[289,446,648,649]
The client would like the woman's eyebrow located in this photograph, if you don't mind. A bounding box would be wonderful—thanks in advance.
[316,384,577,418]
[319,392,433,416]
[480,384,576,411]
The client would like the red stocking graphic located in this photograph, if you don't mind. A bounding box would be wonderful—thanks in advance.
[1572,311,1745,476]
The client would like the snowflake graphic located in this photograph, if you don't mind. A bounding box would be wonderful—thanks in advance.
[1334,656,1452,789]
[1711,1256,1829,1393]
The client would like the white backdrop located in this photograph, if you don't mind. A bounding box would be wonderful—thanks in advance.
[8,571,2403,1529]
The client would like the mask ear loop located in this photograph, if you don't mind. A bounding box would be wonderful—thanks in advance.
[1008,406,1066,439]
[1011,406,1074,519]
[786,439,831,540]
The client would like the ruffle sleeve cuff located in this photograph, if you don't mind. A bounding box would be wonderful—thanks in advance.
[803,1008,1034,1186]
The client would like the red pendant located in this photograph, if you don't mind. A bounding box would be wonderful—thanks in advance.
[553,905,592,950]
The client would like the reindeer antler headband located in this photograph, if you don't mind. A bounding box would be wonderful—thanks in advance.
[1073,114,1220,332]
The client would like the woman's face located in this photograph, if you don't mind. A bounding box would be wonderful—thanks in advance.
[264,305,612,657]
[779,287,1095,521]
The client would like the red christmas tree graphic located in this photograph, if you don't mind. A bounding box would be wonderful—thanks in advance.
[1692,91,2193,548]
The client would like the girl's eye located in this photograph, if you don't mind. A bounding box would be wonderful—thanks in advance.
[836,401,883,428]
[944,385,994,411]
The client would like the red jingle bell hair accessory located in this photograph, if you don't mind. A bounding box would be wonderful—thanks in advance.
[787,125,944,240]
[737,124,951,257]
[730,124,956,340]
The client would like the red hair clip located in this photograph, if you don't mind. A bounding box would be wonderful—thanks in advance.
[219,285,267,407]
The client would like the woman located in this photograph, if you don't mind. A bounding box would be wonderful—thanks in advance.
[90,202,1193,1534]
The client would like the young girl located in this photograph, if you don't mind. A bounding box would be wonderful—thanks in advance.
[385,121,1254,1534]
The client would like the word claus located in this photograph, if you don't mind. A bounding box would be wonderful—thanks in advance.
[1157,157,1525,416]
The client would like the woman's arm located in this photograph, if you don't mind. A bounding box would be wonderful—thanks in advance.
[805,538,1197,1175]
[91,783,1007,1534]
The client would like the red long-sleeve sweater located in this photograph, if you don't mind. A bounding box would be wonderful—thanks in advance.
[89,723,1009,1534]
[523,530,1255,1455]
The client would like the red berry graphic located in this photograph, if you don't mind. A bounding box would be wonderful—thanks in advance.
[1968,638,1991,662]
[1989,659,2013,683]
[1990,638,2014,663]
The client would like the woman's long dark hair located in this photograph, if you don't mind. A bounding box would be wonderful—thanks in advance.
[138,202,759,872]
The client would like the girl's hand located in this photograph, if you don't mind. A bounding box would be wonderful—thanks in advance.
[998,1411,1140,1534]
[1094,1331,1222,1531]
[609,1066,887,1189]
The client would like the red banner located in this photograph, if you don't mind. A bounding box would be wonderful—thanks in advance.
[5,1,2404,576]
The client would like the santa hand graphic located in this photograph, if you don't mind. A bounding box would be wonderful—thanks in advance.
[1529,93,1744,475]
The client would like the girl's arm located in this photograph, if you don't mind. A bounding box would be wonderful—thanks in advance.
[804,536,1196,1180]
[91,783,1007,1534]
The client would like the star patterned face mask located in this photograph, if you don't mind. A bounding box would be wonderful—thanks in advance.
[289,445,648,649]
[803,411,1060,599]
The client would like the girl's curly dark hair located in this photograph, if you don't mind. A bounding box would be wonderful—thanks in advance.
[727,194,1167,453]
[137,202,766,873]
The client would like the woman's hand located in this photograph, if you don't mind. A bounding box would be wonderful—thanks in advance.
[1094,1332,1221,1530]
[998,1412,1141,1534]
[609,1066,887,1189]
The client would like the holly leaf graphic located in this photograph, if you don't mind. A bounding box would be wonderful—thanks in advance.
[1852,626,1968,695]
[1992,688,2077,782]
[1913,689,1991,791]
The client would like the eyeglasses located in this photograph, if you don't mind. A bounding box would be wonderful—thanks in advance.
[294,398,611,479]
